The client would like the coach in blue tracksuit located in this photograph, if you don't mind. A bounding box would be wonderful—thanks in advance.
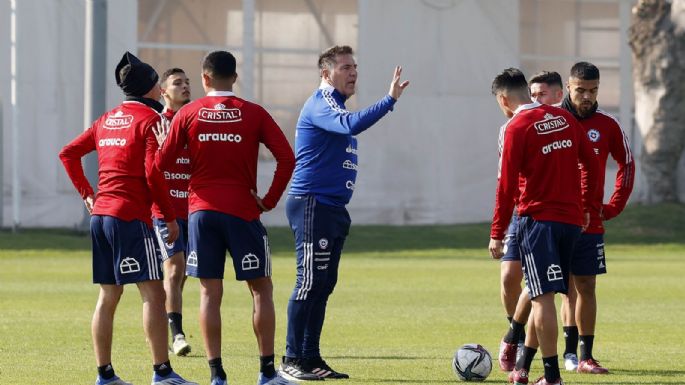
[279,45,409,381]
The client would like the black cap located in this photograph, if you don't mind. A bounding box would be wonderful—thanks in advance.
[115,51,159,97]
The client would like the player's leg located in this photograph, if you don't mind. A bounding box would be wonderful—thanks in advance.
[509,309,538,385]
[501,261,523,317]
[90,215,139,385]
[301,205,351,379]
[571,234,608,374]
[500,215,523,320]
[136,279,170,364]
[499,216,527,372]
[107,217,196,385]
[282,195,324,381]
[530,292,561,384]
[91,284,124,381]
[154,218,191,356]
[519,218,579,385]
[248,276,288,385]
[247,277,276,355]
[200,278,225,382]
[139,280,197,384]
[187,211,229,384]
[222,215,297,385]
[561,276,579,371]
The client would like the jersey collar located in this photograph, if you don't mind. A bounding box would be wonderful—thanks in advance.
[319,83,335,93]
[514,101,541,115]
[319,83,347,102]
[207,91,236,97]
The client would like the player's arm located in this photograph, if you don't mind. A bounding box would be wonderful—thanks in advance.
[602,124,635,220]
[311,66,408,136]
[254,108,296,212]
[58,126,97,212]
[144,115,178,242]
[490,123,524,257]
[576,121,601,216]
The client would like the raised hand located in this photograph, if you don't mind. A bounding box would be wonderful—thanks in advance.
[388,66,410,100]
[152,118,170,147]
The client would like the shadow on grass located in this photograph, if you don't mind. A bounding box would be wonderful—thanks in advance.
[609,368,685,377]
[327,355,443,360]
[364,378,472,384]
[599,382,685,385]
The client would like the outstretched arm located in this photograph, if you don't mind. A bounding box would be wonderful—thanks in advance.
[311,66,410,136]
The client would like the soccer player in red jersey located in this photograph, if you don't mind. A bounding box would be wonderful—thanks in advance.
[59,52,197,385]
[497,71,567,371]
[489,68,599,385]
[151,68,193,357]
[156,51,296,385]
[559,62,634,374]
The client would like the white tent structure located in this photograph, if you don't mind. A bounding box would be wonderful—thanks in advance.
[0,0,647,229]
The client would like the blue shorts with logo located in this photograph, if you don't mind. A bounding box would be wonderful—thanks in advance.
[90,215,163,285]
[571,233,607,276]
[153,217,188,261]
[516,216,581,298]
[501,214,521,262]
[187,210,271,281]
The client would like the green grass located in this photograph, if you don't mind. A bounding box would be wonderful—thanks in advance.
[1,203,684,385]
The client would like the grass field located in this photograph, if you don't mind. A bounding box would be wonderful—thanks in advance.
[1,203,684,385]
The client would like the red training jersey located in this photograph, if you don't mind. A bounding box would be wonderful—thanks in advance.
[156,91,295,221]
[151,108,190,220]
[59,101,175,226]
[577,109,635,234]
[491,102,600,240]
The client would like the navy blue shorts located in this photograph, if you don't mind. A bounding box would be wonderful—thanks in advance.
[187,210,271,281]
[501,214,521,262]
[571,233,607,276]
[153,217,188,261]
[516,216,581,298]
[90,215,163,285]
[286,195,351,301]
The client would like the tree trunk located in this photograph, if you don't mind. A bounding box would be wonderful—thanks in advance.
[629,0,685,203]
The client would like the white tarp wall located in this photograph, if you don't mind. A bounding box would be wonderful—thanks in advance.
[348,0,519,224]
[0,0,137,228]
[1,0,517,228]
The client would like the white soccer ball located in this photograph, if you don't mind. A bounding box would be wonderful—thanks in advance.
[452,343,492,381]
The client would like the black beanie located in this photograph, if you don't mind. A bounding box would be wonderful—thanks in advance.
[115,51,159,97]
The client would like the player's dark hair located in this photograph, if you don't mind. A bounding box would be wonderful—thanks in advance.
[570,61,600,80]
[491,68,529,98]
[161,68,185,84]
[202,51,237,79]
[160,67,186,85]
[318,45,354,71]
[529,71,563,88]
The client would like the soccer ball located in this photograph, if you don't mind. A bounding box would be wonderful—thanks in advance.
[452,343,492,381]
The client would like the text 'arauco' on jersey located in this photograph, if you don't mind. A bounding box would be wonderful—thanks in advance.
[155,91,295,221]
